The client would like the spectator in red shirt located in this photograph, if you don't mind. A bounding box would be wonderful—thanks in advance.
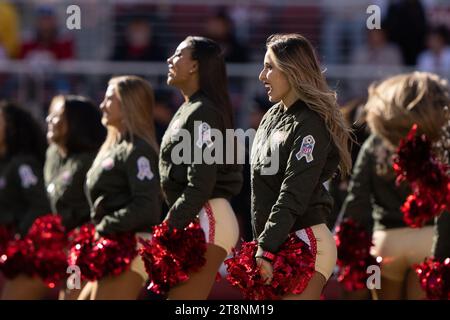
[20,5,74,63]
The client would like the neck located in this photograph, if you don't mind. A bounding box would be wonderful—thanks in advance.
[180,83,200,103]
[56,144,68,158]
[282,92,299,109]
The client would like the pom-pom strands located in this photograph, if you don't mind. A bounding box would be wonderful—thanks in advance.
[0,214,68,288]
[393,124,450,227]
[224,234,315,300]
[68,223,137,281]
[139,221,207,295]
[334,218,379,292]
[415,257,450,300]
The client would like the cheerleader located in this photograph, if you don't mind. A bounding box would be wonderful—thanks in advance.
[0,101,51,299]
[251,34,352,299]
[341,72,449,299]
[83,76,161,299]
[44,95,106,299]
[160,36,242,299]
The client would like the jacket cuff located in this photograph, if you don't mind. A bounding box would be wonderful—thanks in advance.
[255,246,275,262]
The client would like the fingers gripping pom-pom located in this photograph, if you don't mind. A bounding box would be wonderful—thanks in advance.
[224,234,315,300]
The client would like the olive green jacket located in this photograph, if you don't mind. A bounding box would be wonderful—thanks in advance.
[85,135,161,235]
[341,134,433,232]
[159,91,243,229]
[0,155,51,235]
[44,144,96,231]
[251,100,340,254]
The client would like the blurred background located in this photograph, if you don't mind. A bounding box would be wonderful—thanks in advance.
[1,0,450,299]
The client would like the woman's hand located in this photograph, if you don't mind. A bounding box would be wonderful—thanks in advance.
[256,257,273,285]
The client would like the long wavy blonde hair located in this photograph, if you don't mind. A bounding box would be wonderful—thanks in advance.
[96,75,159,160]
[365,72,450,149]
[266,34,352,176]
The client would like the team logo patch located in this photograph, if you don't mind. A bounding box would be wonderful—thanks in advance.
[296,135,315,163]
[101,157,115,171]
[196,122,214,148]
[136,156,154,181]
[18,164,38,188]
[61,170,72,185]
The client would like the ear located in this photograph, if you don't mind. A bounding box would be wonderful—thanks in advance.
[189,61,199,74]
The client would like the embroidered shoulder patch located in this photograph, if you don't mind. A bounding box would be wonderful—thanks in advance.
[18,164,38,188]
[196,122,214,148]
[296,135,315,163]
[137,156,154,181]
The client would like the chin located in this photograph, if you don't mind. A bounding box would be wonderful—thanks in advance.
[101,118,109,127]
[267,95,280,103]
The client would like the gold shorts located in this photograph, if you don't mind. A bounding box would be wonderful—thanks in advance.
[295,223,337,281]
[198,198,240,255]
[371,226,434,281]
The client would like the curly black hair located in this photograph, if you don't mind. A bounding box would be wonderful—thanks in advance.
[58,95,106,155]
[0,101,47,163]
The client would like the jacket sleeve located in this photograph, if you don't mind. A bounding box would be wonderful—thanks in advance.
[432,212,450,261]
[165,106,222,229]
[58,154,94,231]
[339,136,375,232]
[14,159,52,235]
[96,145,161,235]
[257,117,333,254]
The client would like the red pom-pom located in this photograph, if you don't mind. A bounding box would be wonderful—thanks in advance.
[337,255,378,291]
[27,214,68,288]
[139,221,207,295]
[334,218,373,264]
[0,238,35,278]
[96,233,137,278]
[415,257,450,300]
[224,234,315,300]
[335,218,379,291]
[393,124,450,227]
[68,224,137,281]
[401,193,445,228]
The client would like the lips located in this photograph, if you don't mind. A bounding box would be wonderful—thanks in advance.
[168,66,175,76]
[264,82,272,94]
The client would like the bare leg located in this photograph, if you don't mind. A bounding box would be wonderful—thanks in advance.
[59,281,89,300]
[282,272,327,300]
[1,274,50,300]
[168,244,227,300]
[90,269,144,300]
[378,276,404,300]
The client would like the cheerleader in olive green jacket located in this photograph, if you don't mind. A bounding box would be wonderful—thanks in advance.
[0,101,51,300]
[341,72,449,300]
[83,76,161,300]
[44,95,106,300]
[160,36,242,299]
[251,34,353,300]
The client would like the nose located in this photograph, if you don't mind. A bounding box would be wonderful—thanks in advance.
[259,68,266,82]
[99,101,106,111]
[45,115,52,124]
[167,55,173,65]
